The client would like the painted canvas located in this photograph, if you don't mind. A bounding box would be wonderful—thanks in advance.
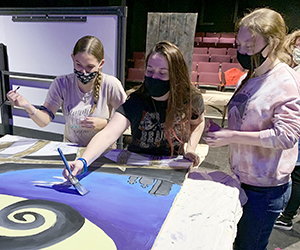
[0,135,188,250]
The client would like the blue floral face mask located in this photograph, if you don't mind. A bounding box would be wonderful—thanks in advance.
[74,68,98,85]
[144,76,170,97]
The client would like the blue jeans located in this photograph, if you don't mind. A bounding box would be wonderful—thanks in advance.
[234,182,291,250]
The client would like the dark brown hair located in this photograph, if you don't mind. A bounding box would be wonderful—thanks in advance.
[133,41,203,155]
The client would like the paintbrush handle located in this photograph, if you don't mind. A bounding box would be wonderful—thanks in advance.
[0,98,8,108]
[58,147,89,196]
[57,148,72,175]
[0,86,21,108]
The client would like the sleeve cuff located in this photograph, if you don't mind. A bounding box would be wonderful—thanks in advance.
[259,129,275,148]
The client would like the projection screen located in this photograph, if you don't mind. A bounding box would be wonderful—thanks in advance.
[0,7,127,137]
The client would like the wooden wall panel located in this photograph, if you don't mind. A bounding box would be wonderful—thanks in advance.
[146,12,198,75]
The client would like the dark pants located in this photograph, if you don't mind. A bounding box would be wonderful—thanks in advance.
[234,182,291,250]
[282,165,300,220]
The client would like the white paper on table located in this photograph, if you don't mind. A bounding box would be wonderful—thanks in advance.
[0,135,79,157]
[28,141,79,156]
[104,149,192,168]
[0,135,39,155]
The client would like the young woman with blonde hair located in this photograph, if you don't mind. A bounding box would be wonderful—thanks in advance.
[7,36,127,146]
[63,41,205,177]
[205,8,300,250]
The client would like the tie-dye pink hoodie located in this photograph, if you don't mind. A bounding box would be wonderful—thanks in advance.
[228,63,300,186]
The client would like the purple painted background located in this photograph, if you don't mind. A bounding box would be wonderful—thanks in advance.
[0,168,181,249]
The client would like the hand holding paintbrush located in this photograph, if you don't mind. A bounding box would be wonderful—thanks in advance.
[58,148,89,196]
[0,86,20,108]
[6,85,33,109]
[6,86,39,117]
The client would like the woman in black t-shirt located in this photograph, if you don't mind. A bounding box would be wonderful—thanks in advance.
[63,41,205,178]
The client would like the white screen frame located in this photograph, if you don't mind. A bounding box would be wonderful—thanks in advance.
[0,6,127,136]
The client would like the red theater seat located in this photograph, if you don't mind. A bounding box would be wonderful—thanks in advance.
[192,61,198,72]
[132,52,145,60]
[221,62,244,72]
[197,72,221,90]
[193,47,208,54]
[208,47,227,55]
[227,48,237,56]
[210,54,231,63]
[198,42,216,48]
[127,68,144,82]
[194,37,202,46]
[197,62,220,73]
[202,37,219,45]
[191,71,198,85]
[134,59,145,69]
[219,37,235,44]
[193,54,210,62]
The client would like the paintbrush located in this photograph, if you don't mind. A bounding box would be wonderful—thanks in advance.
[0,86,20,108]
[57,147,89,196]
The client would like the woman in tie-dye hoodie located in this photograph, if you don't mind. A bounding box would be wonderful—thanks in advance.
[205,8,300,250]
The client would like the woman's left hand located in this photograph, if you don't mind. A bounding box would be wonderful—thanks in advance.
[185,151,200,167]
[80,117,108,131]
[204,129,233,147]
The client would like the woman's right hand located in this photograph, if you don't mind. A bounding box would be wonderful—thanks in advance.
[6,90,30,108]
[62,160,84,179]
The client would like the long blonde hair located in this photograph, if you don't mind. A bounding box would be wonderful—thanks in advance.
[73,36,104,114]
[222,8,290,127]
[236,8,289,72]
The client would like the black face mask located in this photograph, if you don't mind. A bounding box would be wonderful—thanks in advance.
[237,44,268,70]
[74,68,98,85]
[144,76,170,97]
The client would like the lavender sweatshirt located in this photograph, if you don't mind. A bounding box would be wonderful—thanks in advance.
[228,63,300,186]
[45,73,127,146]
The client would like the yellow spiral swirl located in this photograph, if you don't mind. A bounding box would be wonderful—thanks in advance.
[0,194,116,250]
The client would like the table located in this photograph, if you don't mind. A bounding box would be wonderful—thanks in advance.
[153,170,247,250]
[202,90,234,119]
[0,135,246,250]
